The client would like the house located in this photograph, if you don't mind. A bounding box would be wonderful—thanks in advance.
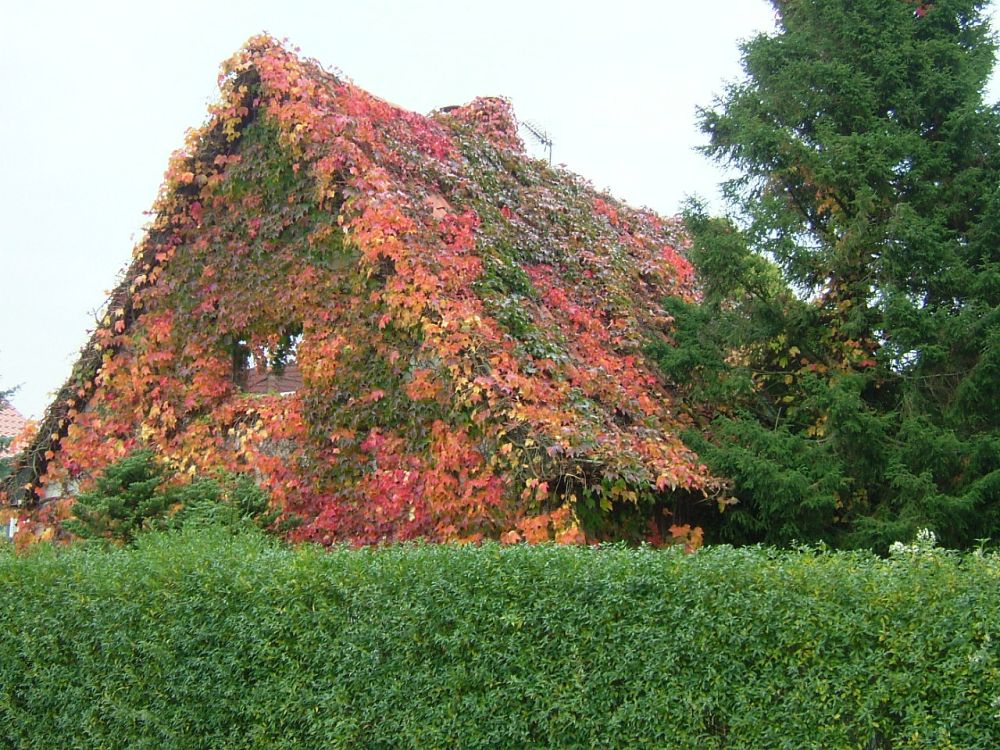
[0,401,28,458]
[2,36,715,545]
[1,401,29,541]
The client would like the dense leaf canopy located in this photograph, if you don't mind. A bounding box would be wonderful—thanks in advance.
[657,0,1000,549]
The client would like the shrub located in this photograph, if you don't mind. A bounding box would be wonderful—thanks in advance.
[63,450,274,544]
[1,530,998,748]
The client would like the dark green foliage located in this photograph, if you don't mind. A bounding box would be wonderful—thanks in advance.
[1,530,998,748]
[63,451,273,544]
[63,450,170,543]
[163,473,275,533]
[0,439,11,482]
[663,0,1000,549]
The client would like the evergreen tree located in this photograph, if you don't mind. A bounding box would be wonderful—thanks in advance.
[659,0,1000,549]
[64,450,275,545]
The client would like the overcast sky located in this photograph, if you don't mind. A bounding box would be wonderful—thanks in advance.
[1,1,998,419]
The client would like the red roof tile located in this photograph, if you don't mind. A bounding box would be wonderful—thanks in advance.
[0,402,27,439]
[0,402,28,456]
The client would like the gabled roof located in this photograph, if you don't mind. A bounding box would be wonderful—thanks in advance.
[244,364,303,395]
[3,37,715,543]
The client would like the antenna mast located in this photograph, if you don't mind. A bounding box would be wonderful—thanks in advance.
[521,120,554,165]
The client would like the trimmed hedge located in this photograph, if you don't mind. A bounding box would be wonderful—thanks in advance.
[1,529,998,748]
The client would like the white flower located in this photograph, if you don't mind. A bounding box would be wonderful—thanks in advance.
[888,529,939,557]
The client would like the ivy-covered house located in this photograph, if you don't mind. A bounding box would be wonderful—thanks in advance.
[2,37,715,545]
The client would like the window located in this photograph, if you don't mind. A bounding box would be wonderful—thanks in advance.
[231,325,303,395]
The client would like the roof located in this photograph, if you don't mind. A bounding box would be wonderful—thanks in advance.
[0,402,29,458]
[3,37,715,543]
[244,364,303,395]
[0,402,27,440]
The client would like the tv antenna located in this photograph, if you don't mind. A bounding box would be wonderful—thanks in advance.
[521,120,554,165]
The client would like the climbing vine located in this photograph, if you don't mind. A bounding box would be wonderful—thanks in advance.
[10,37,712,547]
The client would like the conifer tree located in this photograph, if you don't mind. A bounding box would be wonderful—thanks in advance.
[659,0,1000,548]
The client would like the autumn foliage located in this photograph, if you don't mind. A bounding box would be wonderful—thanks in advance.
[7,37,711,546]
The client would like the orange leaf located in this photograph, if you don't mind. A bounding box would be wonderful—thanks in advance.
[555,525,586,545]
[501,530,522,544]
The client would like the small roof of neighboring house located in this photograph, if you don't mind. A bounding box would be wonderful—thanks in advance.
[0,402,27,439]
[0,402,28,456]
[244,363,304,395]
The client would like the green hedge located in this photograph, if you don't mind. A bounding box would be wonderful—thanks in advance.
[1,529,998,748]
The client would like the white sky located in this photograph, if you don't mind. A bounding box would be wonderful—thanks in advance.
[1,1,997,419]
